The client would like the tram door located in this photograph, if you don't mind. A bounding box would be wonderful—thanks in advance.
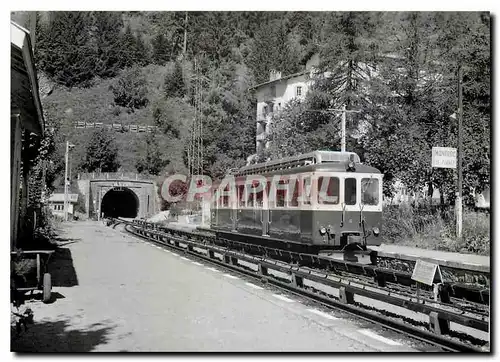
[232,184,244,231]
[261,209,270,236]
[212,189,218,227]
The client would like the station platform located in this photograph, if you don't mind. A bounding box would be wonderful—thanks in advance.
[159,221,490,274]
[12,221,420,352]
[372,244,490,273]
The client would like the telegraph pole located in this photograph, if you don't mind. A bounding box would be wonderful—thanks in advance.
[341,105,347,152]
[183,12,188,57]
[64,141,69,221]
[63,141,74,221]
[306,107,360,152]
[456,64,463,238]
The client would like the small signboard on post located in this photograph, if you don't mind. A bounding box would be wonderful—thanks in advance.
[411,259,443,286]
[432,147,457,169]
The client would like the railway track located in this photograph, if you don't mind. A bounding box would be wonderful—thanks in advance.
[131,219,489,307]
[109,218,489,352]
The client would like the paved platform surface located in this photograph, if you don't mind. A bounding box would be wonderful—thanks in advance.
[12,221,421,352]
[372,244,490,273]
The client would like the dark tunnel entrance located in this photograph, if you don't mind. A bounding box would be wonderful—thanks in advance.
[101,187,139,218]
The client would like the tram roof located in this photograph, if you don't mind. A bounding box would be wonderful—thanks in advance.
[232,151,381,177]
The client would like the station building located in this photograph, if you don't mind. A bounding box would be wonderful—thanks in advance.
[47,194,79,220]
[11,18,45,248]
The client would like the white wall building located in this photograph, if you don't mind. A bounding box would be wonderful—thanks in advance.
[251,54,320,155]
[47,193,78,219]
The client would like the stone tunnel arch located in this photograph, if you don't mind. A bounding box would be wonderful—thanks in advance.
[101,187,139,218]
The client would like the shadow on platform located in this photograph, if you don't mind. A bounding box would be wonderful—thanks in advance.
[24,291,66,304]
[50,248,79,287]
[11,318,115,352]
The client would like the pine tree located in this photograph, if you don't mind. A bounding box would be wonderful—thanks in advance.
[38,11,96,87]
[120,24,137,68]
[81,129,120,172]
[272,18,300,76]
[152,33,169,65]
[110,67,149,110]
[248,22,276,84]
[318,12,383,109]
[134,33,149,66]
[135,133,167,175]
[93,11,124,78]
[164,62,186,98]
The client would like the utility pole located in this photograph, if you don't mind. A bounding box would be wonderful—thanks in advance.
[183,12,188,57]
[341,105,347,152]
[64,141,69,221]
[64,141,74,221]
[456,64,463,238]
[305,107,360,152]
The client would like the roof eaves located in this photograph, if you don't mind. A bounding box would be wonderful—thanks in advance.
[249,70,309,91]
[11,21,45,136]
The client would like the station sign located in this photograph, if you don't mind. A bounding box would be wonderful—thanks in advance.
[432,147,457,169]
[411,259,443,286]
[112,181,133,187]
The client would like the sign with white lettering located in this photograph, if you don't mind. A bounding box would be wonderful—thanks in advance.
[432,147,457,169]
[411,259,443,286]
[113,181,132,187]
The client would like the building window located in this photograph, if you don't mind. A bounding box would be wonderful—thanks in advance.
[262,105,268,116]
[296,86,302,97]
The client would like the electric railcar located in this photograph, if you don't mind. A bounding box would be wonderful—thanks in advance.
[210,151,383,256]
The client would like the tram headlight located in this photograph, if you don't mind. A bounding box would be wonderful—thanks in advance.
[319,227,327,236]
[372,227,380,237]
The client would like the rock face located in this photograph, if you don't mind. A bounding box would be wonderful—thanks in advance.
[37,73,54,99]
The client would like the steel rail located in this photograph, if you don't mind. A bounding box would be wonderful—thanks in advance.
[129,219,489,307]
[110,218,487,352]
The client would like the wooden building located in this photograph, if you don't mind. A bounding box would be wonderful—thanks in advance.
[11,20,45,249]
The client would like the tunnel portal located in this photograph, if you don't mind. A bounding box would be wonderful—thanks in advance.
[101,187,139,218]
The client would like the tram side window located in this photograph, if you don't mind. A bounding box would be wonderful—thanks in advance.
[238,185,246,207]
[247,184,255,207]
[248,181,264,208]
[276,180,287,208]
[302,177,312,205]
[318,177,339,204]
[223,194,230,207]
[361,178,379,205]
[218,192,224,207]
[218,184,230,207]
[345,178,357,205]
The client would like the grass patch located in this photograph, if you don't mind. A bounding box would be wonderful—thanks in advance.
[382,204,490,256]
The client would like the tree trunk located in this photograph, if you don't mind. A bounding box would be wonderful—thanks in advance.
[183,12,188,57]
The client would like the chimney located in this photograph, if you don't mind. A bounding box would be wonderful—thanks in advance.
[269,70,282,82]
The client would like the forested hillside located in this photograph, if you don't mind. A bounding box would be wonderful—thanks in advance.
[31,11,490,204]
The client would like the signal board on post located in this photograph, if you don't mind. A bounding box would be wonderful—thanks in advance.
[432,147,457,169]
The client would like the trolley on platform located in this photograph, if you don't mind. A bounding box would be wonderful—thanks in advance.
[11,250,54,303]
